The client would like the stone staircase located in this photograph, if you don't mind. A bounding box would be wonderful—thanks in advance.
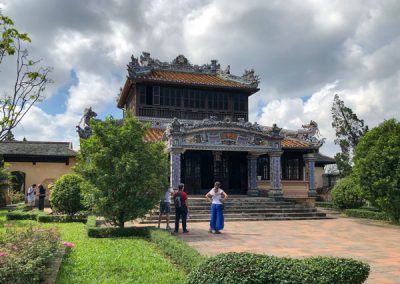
[141,195,329,224]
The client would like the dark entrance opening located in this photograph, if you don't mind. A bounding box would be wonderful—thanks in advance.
[182,150,247,195]
[224,152,248,195]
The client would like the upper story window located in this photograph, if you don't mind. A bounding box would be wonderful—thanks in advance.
[137,85,248,114]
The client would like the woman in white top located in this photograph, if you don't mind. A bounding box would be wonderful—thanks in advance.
[205,181,228,234]
[27,184,36,207]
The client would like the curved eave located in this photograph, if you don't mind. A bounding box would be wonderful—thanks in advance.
[131,77,258,94]
[117,79,133,109]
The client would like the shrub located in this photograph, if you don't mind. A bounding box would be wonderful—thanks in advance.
[50,174,85,216]
[344,209,389,221]
[5,210,46,220]
[37,214,87,223]
[87,226,150,238]
[0,226,61,283]
[8,190,25,204]
[354,119,400,222]
[331,175,364,209]
[149,229,204,274]
[187,252,370,284]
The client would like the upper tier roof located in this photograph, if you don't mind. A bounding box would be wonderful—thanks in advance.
[117,52,260,108]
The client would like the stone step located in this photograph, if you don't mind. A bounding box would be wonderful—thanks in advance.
[146,211,326,220]
[157,208,317,214]
[141,215,331,224]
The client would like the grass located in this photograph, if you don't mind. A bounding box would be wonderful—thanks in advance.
[0,210,186,284]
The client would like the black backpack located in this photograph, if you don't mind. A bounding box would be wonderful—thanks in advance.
[174,192,182,208]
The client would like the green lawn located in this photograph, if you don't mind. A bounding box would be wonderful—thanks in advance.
[0,210,186,284]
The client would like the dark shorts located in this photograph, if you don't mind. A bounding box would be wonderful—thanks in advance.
[160,202,171,214]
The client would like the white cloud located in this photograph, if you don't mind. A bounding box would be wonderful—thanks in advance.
[0,0,399,156]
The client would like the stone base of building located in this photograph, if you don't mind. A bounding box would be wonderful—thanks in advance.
[247,188,260,197]
[268,190,284,201]
[285,197,316,208]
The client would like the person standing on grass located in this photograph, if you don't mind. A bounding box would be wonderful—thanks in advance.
[38,184,46,210]
[206,181,228,234]
[173,183,189,233]
[27,184,36,207]
[158,186,174,230]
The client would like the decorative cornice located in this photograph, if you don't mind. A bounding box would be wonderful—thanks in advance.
[165,117,284,140]
[127,52,260,87]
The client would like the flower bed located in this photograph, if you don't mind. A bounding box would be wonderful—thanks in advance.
[0,226,62,283]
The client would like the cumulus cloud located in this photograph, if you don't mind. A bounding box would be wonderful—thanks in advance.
[0,0,399,157]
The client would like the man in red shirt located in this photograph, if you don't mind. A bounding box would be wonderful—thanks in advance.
[173,183,189,233]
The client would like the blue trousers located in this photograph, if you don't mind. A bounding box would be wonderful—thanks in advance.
[210,204,224,231]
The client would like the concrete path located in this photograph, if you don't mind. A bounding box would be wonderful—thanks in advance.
[177,217,400,283]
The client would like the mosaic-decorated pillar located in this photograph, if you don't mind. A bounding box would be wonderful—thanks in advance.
[304,153,317,197]
[170,149,182,189]
[247,153,259,196]
[268,151,283,200]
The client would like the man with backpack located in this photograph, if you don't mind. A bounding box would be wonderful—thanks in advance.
[173,183,189,233]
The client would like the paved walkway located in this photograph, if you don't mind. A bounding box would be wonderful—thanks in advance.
[177,217,400,283]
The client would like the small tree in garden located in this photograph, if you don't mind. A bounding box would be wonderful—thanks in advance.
[50,174,85,216]
[75,115,168,228]
[331,175,364,209]
[0,157,10,206]
[353,119,400,222]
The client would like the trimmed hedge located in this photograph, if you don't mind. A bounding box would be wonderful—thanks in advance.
[187,252,370,284]
[37,214,87,223]
[5,210,45,220]
[344,209,389,221]
[86,216,150,238]
[149,229,204,274]
[87,226,151,238]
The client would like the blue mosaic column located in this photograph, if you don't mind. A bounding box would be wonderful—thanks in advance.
[170,150,182,189]
[304,153,317,197]
[247,153,259,196]
[268,151,283,200]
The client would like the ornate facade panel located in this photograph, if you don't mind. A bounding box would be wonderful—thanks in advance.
[170,151,182,189]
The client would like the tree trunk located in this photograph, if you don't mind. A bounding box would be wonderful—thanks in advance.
[118,211,125,228]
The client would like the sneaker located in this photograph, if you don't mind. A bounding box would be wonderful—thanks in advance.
[215,231,221,234]
[212,230,216,234]
[183,230,189,233]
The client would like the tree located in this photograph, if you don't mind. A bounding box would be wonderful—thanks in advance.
[50,174,85,216]
[331,174,364,209]
[0,157,10,206]
[0,14,52,141]
[331,94,368,176]
[353,119,400,222]
[75,115,169,228]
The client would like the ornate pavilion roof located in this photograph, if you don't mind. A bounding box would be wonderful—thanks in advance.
[117,52,260,108]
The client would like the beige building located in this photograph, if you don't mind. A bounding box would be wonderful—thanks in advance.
[0,141,76,201]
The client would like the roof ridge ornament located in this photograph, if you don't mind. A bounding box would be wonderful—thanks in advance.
[284,120,326,147]
[127,52,259,87]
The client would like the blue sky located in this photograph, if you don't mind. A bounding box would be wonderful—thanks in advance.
[1,0,399,156]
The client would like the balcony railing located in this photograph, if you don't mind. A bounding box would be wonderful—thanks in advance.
[138,107,248,121]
